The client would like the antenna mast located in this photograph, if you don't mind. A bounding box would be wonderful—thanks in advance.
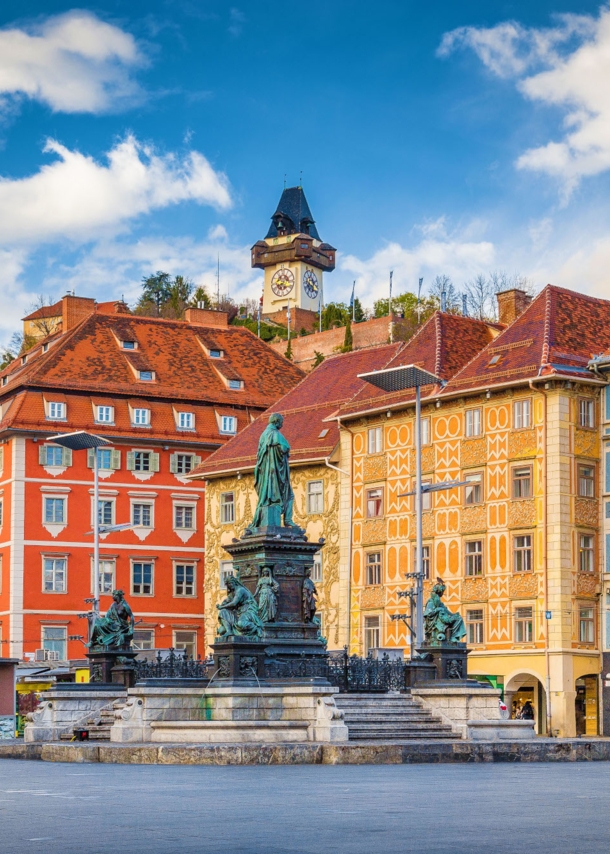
[389,270,394,344]
[216,255,220,307]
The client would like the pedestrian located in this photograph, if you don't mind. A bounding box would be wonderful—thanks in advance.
[520,700,535,720]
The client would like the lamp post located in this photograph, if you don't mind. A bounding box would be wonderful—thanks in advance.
[48,431,111,626]
[359,365,473,659]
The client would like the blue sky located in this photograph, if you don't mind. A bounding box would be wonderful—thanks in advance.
[1,0,610,341]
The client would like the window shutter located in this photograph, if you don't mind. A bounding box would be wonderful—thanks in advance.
[150,452,160,473]
[169,453,178,474]
[126,451,135,471]
[62,447,72,467]
[39,445,47,465]
[111,449,121,470]
[87,447,95,468]
[192,455,202,468]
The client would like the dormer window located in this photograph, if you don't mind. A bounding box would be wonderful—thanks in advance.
[228,379,244,391]
[209,349,223,359]
[221,416,237,434]
[488,355,502,366]
[42,343,49,353]
[48,402,66,420]
[178,412,194,430]
[1,377,7,387]
[96,405,114,424]
[139,370,154,382]
[133,408,150,426]
[21,355,27,365]
[122,341,136,350]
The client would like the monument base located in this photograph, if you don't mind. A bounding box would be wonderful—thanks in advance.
[417,643,470,682]
[87,649,139,687]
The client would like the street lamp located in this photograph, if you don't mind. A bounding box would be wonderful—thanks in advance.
[47,431,111,628]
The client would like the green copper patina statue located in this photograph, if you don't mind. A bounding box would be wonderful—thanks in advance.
[423,579,466,645]
[246,413,301,532]
[217,575,264,639]
[88,590,135,650]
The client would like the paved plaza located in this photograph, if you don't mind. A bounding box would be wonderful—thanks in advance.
[0,759,609,853]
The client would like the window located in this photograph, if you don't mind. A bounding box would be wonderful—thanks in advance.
[132,629,154,650]
[579,399,595,429]
[366,488,383,518]
[220,492,235,524]
[97,560,115,595]
[132,562,153,595]
[174,505,194,529]
[467,609,484,644]
[175,454,193,474]
[138,371,153,381]
[220,415,237,434]
[98,500,113,526]
[579,534,595,573]
[122,340,136,350]
[422,480,432,511]
[465,541,483,577]
[414,545,431,579]
[220,560,234,589]
[133,451,151,471]
[307,480,324,514]
[513,535,533,573]
[367,427,383,454]
[579,607,595,643]
[209,349,223,359]
[465,408,482,437]
[464,474,482,505]
[42,626,67,660]
[43,557,66,592]
[364,616,380,655]
[512,466,532,499]
[44,497,65,524]
[578,465,595,498]
[42,343,49,353]
[48,401,66,420]
[98,449,112,470]
[173,631,196,658]
[515,607,533,643]
[312,553,323,583]
[132,503,152,527]
[178,411,194,430]
[366,552,382,585]
[228,380,243,390]
[88,447,120,470]
[175,564,195,596]
[43,445,65,467]
[421,417,431,446]
[514,399,531,429]
[96,405,114,423]
[133,408,150,426]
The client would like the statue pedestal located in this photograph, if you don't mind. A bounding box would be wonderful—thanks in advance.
[417,643,470,683]
[87,649,138,686]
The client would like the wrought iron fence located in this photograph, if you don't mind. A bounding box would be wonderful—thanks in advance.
[134,649,212,681]
[328,648,410,693]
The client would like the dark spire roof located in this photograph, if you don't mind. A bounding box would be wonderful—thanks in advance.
[265,186,321,240]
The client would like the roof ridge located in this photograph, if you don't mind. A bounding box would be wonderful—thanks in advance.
[541,285,553,369]
[434,313,443,378]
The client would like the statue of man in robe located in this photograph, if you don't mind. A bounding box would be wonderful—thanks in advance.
[247,413,301,531]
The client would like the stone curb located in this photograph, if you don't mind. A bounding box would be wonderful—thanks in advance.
[2,738,610,765]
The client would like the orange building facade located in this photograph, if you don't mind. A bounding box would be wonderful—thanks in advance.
[0,295,303,662]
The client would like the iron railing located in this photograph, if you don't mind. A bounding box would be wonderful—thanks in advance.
[134,649,212,681]
[328,648,410,693]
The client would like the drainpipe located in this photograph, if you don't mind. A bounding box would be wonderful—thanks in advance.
[530,379,552,735]
[333,419,355,652]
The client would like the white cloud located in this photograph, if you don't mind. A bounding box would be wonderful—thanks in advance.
[439,9,610,195]
[0,11,143,113]
[0,135,231,244]
[338,230,495,307]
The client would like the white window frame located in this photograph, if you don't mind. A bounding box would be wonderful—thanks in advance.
[97,498,115,527]
[366,551,382,586]
[421,417,431,446]
[42,444,67,467]
[422,479,432,511]
[133,408,150,427]
[44,496,66,525]
[228,379,244,390]
[175,454,194,475]
[138,370,154,382]
[513,534,533,573]
[96,405,114,424]
[47,401,66,421]
[131,560,154,596]
[174,503,195,530]
[515,606,534,643]
[513,399,532,430]
[132,629,154,650]
[364,616,381,655]
[464,473,482,505]
[41,626,67,660]
[579,606,595,644]
[174,562,196,597]
[578,464,595,498]
[467,609,484,645]
[312,553,323,583]
[220,560,234,589]
[512,465,532,499]
[307,480,324,514]
[93,558,116,596]
[132,502,154,528]
[178,411,195,430]
[220,492,235,524]
[173,630,197,658]
[578,398,595,429]
[43,556,67,593]
[579,534,595,573]
[220,415,237,434]
[465,540,483,577]
[465,408,482,438]
[366,487,383,518]
[367,426,383,455]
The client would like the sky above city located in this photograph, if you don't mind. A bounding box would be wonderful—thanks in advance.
[1,0,610,341]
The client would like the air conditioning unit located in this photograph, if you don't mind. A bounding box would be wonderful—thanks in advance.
[34,649,59,662]
[34,649,46,661]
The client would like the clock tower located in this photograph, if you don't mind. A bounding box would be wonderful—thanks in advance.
[251,186,336,315]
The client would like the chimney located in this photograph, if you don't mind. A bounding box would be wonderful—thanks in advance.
[184,307,229,327]
[496,289,532,326]
[61,294,96,331]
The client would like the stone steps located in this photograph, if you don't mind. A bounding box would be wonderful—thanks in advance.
[59,700,124,742]
[335,693,459,742]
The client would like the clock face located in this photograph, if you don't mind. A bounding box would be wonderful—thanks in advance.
[271,267,294,297]
[303,269,319,299]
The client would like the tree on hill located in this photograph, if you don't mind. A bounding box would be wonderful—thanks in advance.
[342,317,353,352]
[428,275,462,313]
[135,272,218,320]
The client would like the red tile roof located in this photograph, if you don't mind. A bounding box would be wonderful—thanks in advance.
[0,309,304,445]
[22,301,62,321]
[440,285,610,395]
[193,343,402,478]
[334,311,501,418]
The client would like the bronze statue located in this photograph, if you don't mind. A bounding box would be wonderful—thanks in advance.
[256,567,279,622]
[423,579,466,644]
[216,575,263,639]
[247,413,300,531]
[88,590,134,650]
[302,568,318,623]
